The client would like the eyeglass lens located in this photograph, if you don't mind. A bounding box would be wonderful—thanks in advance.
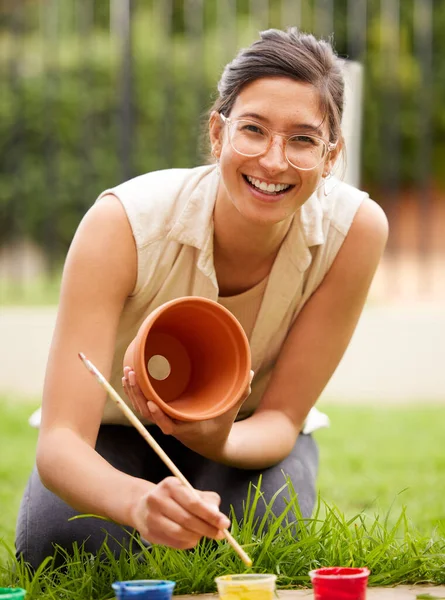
[229,120,327,169]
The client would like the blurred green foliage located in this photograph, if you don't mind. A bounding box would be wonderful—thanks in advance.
[0,0,444,261]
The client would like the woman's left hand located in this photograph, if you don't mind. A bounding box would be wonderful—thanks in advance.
[122,367,254,459]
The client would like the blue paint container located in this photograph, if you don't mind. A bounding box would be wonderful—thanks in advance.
[112,580,175,600]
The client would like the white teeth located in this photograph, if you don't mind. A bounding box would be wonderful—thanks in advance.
[246,175,290,193]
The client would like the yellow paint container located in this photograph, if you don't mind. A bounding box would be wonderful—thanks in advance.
[215,574,277,600]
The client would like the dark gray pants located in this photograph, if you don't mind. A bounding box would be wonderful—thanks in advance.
[15,425,318,570]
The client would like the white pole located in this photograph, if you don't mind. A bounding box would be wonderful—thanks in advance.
[340,60,364,188]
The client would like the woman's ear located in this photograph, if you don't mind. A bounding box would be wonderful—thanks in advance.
[209,110,223,160]
[324,137,343,177]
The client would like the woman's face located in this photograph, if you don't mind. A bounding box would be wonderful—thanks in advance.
[210,76,339,226]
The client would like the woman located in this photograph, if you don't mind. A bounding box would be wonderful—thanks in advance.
[16,28,388,569]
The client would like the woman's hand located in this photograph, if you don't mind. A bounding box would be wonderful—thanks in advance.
[122,367,253,459]
[122,366,154,416]
[131,476,230,549]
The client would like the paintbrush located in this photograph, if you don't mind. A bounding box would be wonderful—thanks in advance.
[78,352,252,567]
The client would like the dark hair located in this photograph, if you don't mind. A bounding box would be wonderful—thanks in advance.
[210,28,344,144]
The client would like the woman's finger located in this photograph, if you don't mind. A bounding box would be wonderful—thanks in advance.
[146,401,175,435]
[122,376,138,412]
[158,497,225,541]
[199,490,222,508]
[144,513,202,549]
[166,479,230,531]
[128,369,137,387]
[241,370,254,399]
[123,371,150,417]
[129,385,145,415]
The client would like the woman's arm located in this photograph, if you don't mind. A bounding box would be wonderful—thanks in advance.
[37,194,143,522]
[220,198,389,469]
[36,195,229,548]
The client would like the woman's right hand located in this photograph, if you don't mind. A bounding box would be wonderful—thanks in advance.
[131,477,231,549]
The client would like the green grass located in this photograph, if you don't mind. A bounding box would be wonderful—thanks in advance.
[0,275,61,306]
[0,398,39,565]
[0,396,444,598]
[316,404,445,533]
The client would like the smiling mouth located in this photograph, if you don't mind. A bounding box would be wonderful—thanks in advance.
[243,174,294,195]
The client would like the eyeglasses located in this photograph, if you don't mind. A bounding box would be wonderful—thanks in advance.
[219,113,337,171]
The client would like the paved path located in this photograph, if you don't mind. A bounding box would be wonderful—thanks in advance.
[1,304,445,402]
[0,306,56,398]
[177,587,445,599]
[321,303,445,403]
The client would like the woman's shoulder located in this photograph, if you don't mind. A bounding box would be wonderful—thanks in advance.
[299,177,369,249]
[97,164,217,248]
[100,164,214,208]
[320,178,371,235]
[324,179,387,239]
[316,178,388,261]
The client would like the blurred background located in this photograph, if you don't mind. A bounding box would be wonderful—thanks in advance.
[0,0,444,401]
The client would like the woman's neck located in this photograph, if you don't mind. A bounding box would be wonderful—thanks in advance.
[213,191,293,270]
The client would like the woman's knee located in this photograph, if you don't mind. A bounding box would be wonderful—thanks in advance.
[217,434,319,524]
[258,434,318,519]
[15,467,134,570]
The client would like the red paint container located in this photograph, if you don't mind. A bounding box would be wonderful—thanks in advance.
[309,567,370,600]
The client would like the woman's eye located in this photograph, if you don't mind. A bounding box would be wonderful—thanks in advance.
[291,135,317,145]
[241,124,264,135]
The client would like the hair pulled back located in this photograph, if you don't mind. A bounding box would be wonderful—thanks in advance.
[211,28,344,143]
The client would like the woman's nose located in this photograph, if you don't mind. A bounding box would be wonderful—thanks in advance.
[258,138,289,174]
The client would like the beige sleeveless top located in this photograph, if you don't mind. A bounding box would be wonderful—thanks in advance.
[97,164,366,424]
[218,276,269,342]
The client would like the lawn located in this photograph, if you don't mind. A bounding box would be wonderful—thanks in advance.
[0,275,61,306]
[0,398,39,565]
[1,396,444,596]
[316,403,445,533]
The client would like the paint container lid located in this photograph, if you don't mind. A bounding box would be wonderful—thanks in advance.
[112,580,175,600]
[0,589,27,600]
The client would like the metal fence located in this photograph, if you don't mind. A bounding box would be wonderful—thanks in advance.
[0,0,443,302]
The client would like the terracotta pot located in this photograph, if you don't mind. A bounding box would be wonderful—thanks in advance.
[123,297,251,421]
